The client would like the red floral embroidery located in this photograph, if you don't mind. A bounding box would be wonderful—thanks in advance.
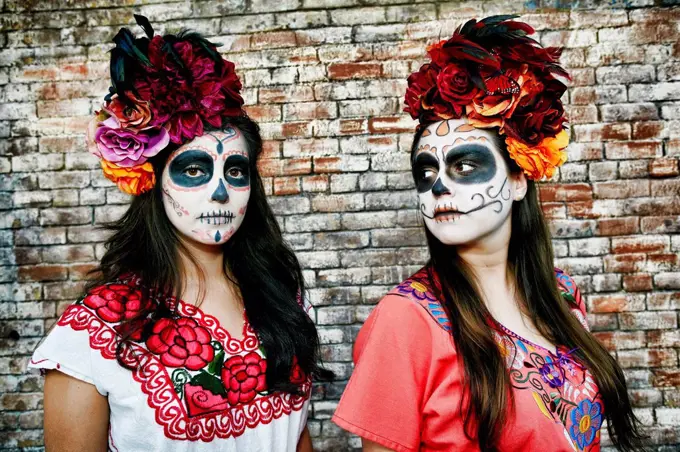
[57,290,310,442]
[146,317,214,371]
[83,283,150,323]
[289,357,306,385]
[222,352,267,405]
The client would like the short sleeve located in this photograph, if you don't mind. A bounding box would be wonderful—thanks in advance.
[555,268,589,332]
[27,304,108,397]
[332,295,434,452]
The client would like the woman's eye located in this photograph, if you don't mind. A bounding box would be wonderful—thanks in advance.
[455,161,477,173]
[184,166,204,177]
[420,168,437,180]
[227,168,244,178]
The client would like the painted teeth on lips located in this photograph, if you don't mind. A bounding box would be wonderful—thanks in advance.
[433,203,460,222]
[198,210,235,225]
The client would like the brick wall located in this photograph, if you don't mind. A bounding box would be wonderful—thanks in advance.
[1,0,679,450]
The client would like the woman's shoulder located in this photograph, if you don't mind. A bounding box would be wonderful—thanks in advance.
[381,266,452,333]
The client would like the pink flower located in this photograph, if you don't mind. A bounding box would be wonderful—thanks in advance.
[91,116,169,167]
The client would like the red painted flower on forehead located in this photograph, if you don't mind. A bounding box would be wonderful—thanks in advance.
[404,15,571,181]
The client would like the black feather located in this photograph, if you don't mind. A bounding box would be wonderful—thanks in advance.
[479,14,519,26]
[112,28,151,67]
[134,14,154,39]
[459,18,478,36]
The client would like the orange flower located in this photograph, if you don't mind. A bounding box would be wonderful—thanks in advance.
[505,130,568,180]
[103,92,153,132]
[100,160,156,195]
[471,65,543,119]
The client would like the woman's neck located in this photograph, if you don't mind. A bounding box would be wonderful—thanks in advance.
[178,237,225,282]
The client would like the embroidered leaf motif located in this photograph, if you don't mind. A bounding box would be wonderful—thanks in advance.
[561,291,576,304]
[171,369,192,397]
[191,370,227,397]
[207,350,225,376]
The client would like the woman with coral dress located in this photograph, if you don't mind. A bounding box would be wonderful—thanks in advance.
[333,16,645,452]
[29,15,329,451]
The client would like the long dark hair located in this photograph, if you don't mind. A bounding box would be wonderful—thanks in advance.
[88,115,331,393]
[410,125,645,451]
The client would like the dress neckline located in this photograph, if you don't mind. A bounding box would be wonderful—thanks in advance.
[492,318,560,356]
[175,298,251,343]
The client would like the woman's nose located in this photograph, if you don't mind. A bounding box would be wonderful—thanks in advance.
[211,179,229,203]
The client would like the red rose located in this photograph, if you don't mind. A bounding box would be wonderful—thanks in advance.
[146,317,214,371]
[436,63,480,117]
[83,284,150,323]
[221,352,267,405]
[404,63,439,121]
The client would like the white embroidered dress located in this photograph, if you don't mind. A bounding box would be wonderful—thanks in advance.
[28,274,311,451]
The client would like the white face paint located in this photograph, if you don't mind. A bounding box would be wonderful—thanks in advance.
[161,126,251,246]
[412,118,520,246]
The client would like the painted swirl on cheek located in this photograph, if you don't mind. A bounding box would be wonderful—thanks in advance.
[412,152,440,193]
[444,144,497,184]
[169,150,214,187]
[224,154,250,188]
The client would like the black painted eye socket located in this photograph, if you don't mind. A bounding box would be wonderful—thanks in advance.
[169,150,214,187]
[224,155,250,188]
[444,144,497,184]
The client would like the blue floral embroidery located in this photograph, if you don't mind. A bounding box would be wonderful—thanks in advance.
[555,269,576,296]
[569,399,603,449]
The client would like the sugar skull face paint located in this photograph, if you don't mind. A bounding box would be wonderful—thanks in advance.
[161,126,250,245]
[412,118,522,245]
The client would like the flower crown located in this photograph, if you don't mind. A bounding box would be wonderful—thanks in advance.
[405,15,570,180]
[87,15,245,195]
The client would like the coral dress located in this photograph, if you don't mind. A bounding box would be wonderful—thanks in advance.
[29,274,310,451]
[333,267,603,452]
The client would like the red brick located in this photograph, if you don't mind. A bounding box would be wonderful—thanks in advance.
[592,331,645,351]
[647,329,680,348]
[273,176,301,196]
[17,265,67,282]
[338,119,366,135]
[368,116,415,134]
[250,31,297,50]
[589,293,646,313]
[259,86,314,104]
[646,254,680,273]
[314,155,369,173]
[650,158,679,178]
[623,274,653,292]
[668,139,680,157]
[541,202,566,219]
[572,123,630,142]
[69,263,99,281]
[244,105,281,122]
[328,63,382,80]
[284,102,336,121]
[257,158,312,177]
[604,254,646,273]
[653,370,680,387]
[301,175,329,192]
[261,141,281,159]
[617,349,677,368]
[633,121,666,140]
[612,236,669,254]
[539,183,592,202]
[592,180,650,199]
[605,141,663,159]
[282,121,312,138]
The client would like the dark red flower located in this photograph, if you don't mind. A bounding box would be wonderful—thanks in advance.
[404,63,439,121]
[166,111,204,144]
[83,284,150,323]
[436,63,480,117]
[221,352,267,405]
[504,94,567,145]
[146,317,214,371]
[290,356,306,385]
